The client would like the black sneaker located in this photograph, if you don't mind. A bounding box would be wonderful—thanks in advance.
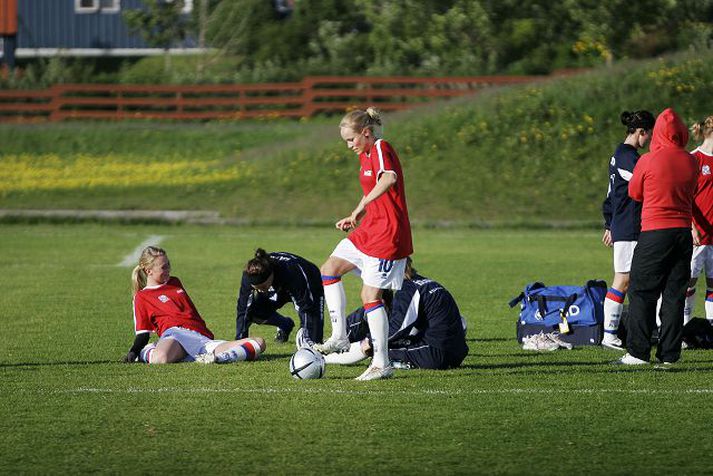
[275,324,294,343]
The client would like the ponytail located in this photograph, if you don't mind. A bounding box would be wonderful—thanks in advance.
[131,265,147,295]
[691,116,713,141]
[404,257,417,280]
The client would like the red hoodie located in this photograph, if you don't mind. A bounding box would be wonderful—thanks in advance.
[628,108,698,231]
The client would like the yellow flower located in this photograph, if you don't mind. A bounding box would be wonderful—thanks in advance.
[0,154,252,193]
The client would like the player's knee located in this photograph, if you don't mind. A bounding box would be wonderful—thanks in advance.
[360,288,381,304]
[320,261,336,276]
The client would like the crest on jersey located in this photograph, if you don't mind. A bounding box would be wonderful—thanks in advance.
[364,170,373,176]
[158,294,169,303]
[703,165,711,176]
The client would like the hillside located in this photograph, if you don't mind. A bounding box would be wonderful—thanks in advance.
[2,51,712,226]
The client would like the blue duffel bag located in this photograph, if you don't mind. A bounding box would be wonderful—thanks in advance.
[508,280,607,346]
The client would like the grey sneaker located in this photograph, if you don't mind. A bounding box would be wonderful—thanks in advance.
[313,336,350,355]
[611,353,649,365]
[601,334,625,351]
[355,364,395,381]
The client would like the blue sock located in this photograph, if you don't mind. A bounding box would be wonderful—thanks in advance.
[264,311,294,331]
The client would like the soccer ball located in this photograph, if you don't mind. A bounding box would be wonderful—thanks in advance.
[289,347,326,379]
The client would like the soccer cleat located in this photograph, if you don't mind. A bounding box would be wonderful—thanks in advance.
[295,328,315,350]
[313,336,350,355]
[654,361,674,370]
[355,364,395,381]
[611,353,649,365]
[275,326,293,343]
[601,334,625,351]
[194,352,216,364]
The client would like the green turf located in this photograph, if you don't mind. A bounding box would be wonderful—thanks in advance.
[2,224,712,474]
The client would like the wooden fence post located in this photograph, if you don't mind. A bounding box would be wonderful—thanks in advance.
[48,84,62,122]
[301,77,315,118]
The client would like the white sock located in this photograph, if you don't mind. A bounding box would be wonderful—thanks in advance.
[323,279,347,340]
[603,288,625,335]
[215,339,262,363]
[140,343,156,363]
[684,288,696,325]
[324,342,368,365]
[365,302,389,368]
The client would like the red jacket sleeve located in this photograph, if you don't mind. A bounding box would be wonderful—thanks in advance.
[628,156,646,202]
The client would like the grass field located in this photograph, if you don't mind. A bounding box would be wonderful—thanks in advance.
[2,223,713,474]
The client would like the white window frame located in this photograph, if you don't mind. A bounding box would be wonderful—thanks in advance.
[164,0,193,14]
[99,0,121,14]
[75,0,99,13]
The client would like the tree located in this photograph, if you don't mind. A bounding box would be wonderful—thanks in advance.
[123,0,191,74]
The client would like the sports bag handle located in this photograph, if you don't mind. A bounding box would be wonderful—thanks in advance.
[508,282,546,309]
[508,292,524,309]
[534,292,578,319]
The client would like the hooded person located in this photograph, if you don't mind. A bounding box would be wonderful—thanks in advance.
[614,108,698,366]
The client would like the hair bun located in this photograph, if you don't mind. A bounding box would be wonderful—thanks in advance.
[620,111,632,126]
[366,107,382,125]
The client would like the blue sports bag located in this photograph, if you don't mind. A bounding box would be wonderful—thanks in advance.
[508,280,607,346]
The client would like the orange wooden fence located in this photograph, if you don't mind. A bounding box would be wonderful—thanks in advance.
[0,74,567,122]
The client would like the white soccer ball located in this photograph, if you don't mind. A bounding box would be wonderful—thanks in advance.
[289,348,326,380]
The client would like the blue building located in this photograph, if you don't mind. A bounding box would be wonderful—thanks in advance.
[1,0,203,61]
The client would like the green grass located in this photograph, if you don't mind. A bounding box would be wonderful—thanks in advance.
[2,223,713,474]
[3,51,713,225]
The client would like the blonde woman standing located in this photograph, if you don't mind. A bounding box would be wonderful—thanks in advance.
[315,107,413,381]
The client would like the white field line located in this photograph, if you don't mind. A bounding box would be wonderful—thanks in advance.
[118,235,165,267]
[41,387,713,397]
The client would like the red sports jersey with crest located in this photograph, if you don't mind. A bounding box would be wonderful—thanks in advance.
[348,139,413,260]
[132,276,214,339]
[692,148,713,245]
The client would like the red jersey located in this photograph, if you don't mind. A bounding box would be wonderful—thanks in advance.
[348,139,413,260]
[132,276,214,339]
[629,108,698,232]
[692,148,713,244]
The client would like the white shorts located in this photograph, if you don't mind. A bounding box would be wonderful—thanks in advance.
[331,238,406,290]
[613,241,637,273]
[161,327,225,362]
[691,245,713,278]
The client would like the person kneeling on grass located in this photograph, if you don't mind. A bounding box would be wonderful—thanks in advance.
[235,248,324,344]
[124,246,266,364]
[300,258,468,370]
